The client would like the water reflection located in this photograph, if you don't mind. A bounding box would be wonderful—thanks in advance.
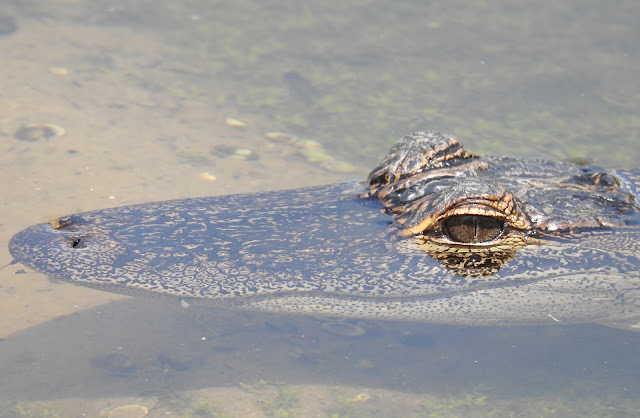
[1,297,639,405]
[2,0,640,414]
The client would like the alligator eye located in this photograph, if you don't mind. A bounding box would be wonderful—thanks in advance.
[442,215,505,243]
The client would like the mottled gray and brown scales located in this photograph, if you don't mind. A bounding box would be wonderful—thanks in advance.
[9,131,640,331]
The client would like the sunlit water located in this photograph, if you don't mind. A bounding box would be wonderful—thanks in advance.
[1,0,639,415]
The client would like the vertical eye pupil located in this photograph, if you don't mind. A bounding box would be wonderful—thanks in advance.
[443,215,505,243]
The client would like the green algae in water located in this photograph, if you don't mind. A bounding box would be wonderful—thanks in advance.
[260,387,300,418]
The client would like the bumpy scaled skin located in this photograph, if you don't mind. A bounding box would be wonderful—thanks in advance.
[367,131,635,234]
[8,131,640,330]
[364,131,639,277]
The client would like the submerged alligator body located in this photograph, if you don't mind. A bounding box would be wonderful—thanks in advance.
[9,131,640,330]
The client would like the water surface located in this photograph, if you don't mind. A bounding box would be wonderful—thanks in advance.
[1,0,639,415]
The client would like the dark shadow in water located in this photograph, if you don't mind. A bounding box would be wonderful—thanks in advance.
[1,297,640,401]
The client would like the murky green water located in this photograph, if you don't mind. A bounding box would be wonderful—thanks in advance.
[15,0,640,167]
[1,0,639,416]
[51,0,640,165]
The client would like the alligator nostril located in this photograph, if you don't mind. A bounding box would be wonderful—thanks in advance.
[51,218,74,230]
[68,236,88,249]
[51,217,86,233]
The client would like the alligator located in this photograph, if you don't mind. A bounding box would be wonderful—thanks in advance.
[8,131,640,330]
